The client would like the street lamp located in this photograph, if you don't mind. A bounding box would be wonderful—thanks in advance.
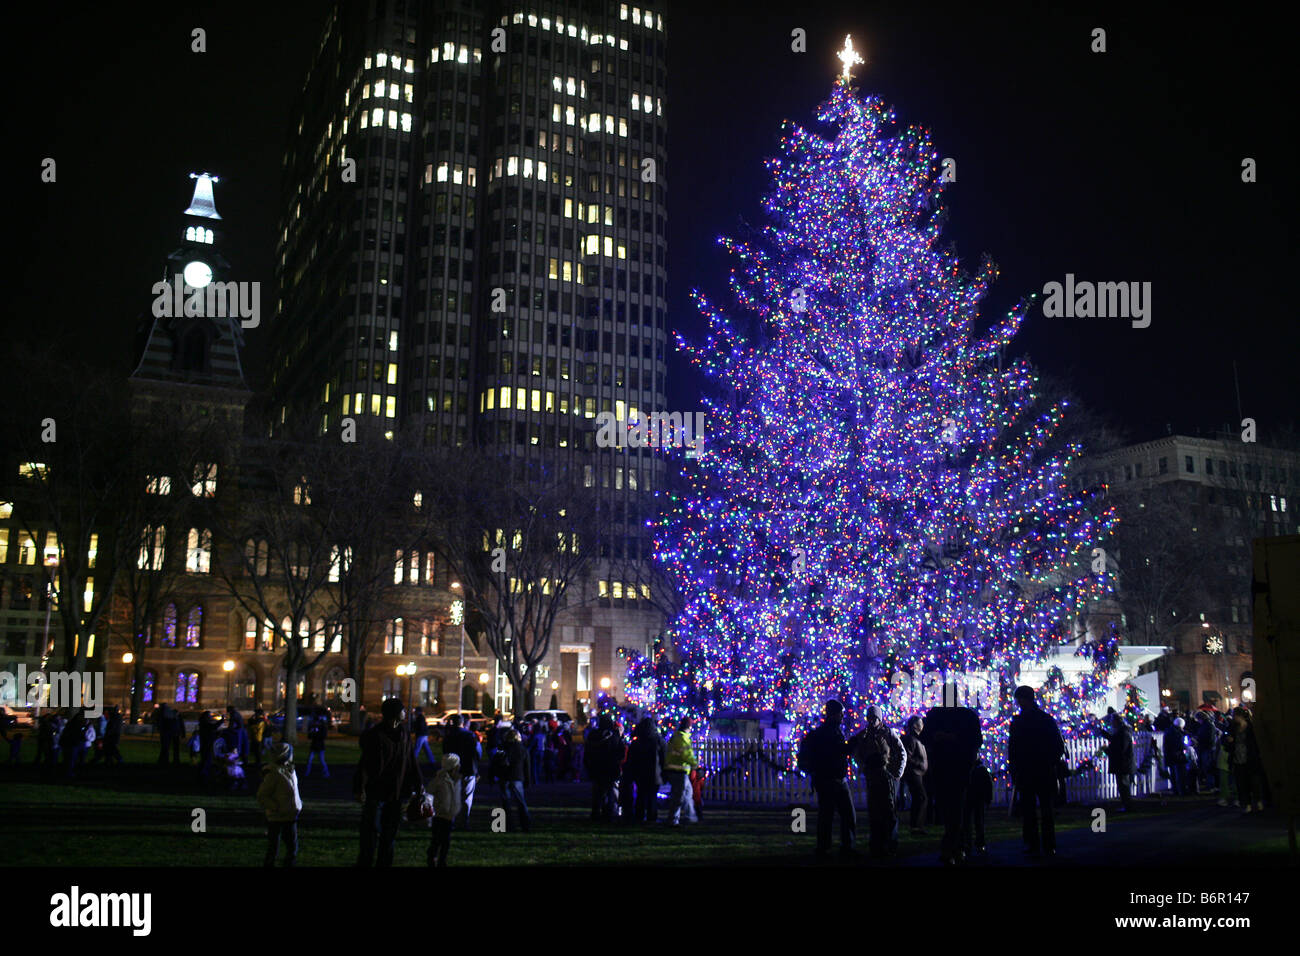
[36,545,59,715]
[396,663,415,720]
[122,652,134,714]
[223,659,235,709]
[450,591,465,715]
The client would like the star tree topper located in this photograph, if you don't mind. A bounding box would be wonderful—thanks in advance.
[837,34,864,83]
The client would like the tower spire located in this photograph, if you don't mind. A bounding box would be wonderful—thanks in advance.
[184,171,223,220]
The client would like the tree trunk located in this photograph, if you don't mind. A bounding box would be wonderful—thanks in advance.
[283,648,300,746]
[350,658,366,734]
[130,655,147,724]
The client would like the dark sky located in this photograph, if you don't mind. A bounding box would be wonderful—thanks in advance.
[12,1,1296,444]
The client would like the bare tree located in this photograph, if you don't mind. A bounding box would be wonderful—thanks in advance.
[312,431,424,732]
[419,450,606,714]
[0,350,136,674]
[208,434,339,744]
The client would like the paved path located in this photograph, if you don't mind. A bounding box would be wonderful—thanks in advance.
[898,799,1292,867]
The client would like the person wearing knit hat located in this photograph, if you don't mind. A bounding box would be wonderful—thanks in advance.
[256,743,302,866]
[848,705,907,858]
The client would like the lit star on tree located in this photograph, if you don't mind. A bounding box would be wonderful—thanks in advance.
[837,35,864,82]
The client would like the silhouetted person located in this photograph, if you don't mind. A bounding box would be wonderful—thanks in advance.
[585,715,624,822]
[900,715,929,833]
[627,717,666,823]
[497,727,532,832]
[442,714,481,828]
[1008,685,1064,857]
[798,700,856,860]
[849,705,906,858]
[921,694,983,865]
[1096,713,1134,810]
[155,702,180,765]
[354,698,423,866]
[964,756,993,855]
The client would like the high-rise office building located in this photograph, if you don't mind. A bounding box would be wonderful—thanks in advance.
[270,0,669,714]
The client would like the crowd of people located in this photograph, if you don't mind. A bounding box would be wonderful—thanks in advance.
[796,688,1272,866]
[3,691,1270,869]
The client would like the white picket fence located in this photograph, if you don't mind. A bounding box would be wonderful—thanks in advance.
[695,732,1169,807]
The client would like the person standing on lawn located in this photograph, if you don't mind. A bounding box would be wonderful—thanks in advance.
[627,717,665,824]
[664,716,698,827]
[248,709,267,767]
[798,700,855,860]
[900,715,929,834]
[257,742,302,867]
[427,752,462,867]
[354,697,424,866]
[442,714,482,829]
[498,727,533,832]
[1095,712,1135,811]
[1008,685,1065,858]
[305,713,330,778]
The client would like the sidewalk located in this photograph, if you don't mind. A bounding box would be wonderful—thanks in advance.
[899,799,1292,867]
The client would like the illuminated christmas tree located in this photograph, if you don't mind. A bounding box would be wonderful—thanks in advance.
[642,38,1117,752]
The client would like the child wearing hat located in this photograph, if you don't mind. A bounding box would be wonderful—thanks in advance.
[256,742,302,866]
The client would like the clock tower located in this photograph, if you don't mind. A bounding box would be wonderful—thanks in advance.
[131,171,249,403]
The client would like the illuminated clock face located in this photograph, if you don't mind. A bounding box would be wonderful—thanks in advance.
[183,260,213,289]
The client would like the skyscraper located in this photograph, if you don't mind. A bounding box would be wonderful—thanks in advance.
[271,0,669,713]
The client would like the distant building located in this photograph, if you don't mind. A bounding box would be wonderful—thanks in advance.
[1081,431,1299,712]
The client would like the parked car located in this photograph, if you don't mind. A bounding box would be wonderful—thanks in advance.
[1,704,36,730]
[520,710,573,726]
[433,709,490,739]
[267,706,335,735]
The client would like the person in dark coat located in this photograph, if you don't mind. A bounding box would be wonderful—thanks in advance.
[35,713,57,767]
[921,696,983,865]
[197,711,222,780]
[797,700,856,859]
[91,706,124,766]
[583,715,624,822]
[1008,685,1065,857]
[626,717,666,823]
[225,707,250,761]
[354,697,424,866]
[1095,712,1135,810]
[59,708,89,777]
[1163,717,1190,796]
[155,702,180,765]
[441,714,482,828]
[497,728,532,832]
[900,715,929,834]
[848,705,907,858]
[964,756,994,855]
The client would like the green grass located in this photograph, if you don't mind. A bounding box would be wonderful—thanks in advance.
[0,737,1111,867]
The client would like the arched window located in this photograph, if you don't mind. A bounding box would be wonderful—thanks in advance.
[419,676,441,709]
[233,666,257,709]
[385,618,404,654]
[313,618,326,652]
[381,676,400,701]
[280,616,292,649]
[162,604,178,647]
[275,669,305,708]
[257,541,268,577]
[175,671,199,704]
[298,617,309,645]
[185,606,202,648]
[203,228,213,244]
[330,624,343,653]
[244,616,257,650]
[186,528,211,572]
[261,619,274,652]
[133,670,156,704]
[186,226,196,241]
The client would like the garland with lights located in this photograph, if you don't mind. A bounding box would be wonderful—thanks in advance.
[635,46,1117,765]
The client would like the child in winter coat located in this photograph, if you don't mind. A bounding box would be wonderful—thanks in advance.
[256,743,302,866]
[428,752,462,867]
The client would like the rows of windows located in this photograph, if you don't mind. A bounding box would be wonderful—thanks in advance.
[184,226,214,244]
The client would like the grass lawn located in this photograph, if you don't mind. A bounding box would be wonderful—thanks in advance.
[1,733,1110,866]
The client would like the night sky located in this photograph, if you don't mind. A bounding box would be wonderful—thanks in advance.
[12,1,1296,444]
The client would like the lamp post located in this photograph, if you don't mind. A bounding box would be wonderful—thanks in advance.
[36,545,59,716]
[450,588,465,714]
[223,659,235,709]
[122,652,135,714]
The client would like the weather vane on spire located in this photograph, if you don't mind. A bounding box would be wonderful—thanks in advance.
[837,34,864,83]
